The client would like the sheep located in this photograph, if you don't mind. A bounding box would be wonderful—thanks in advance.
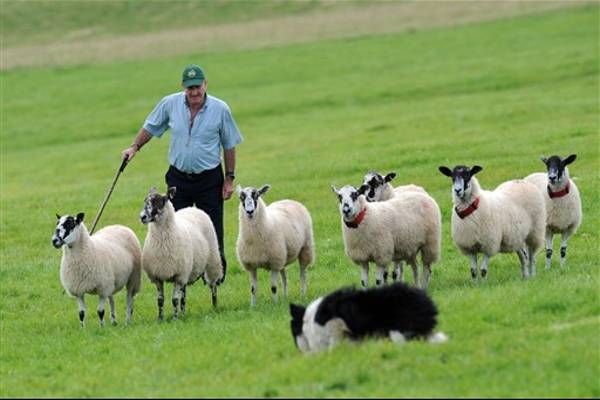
[331,183,441,290]
[438,165,546,280]
[140,187,223,320]
[361,171,439,285]
[362,171,426,202]
[236,184,315,306]
[524,154,582,269]
[51,213,142,327]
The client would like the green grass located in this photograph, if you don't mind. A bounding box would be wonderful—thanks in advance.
[1,4,599,398]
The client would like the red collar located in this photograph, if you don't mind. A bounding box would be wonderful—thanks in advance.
[455,197,480,219]
[345,208,367,228]
[548,181,570,199]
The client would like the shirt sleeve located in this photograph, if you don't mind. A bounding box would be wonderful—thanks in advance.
[220,104,243,150]
[143,96,171,138]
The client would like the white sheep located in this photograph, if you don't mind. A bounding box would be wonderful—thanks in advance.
[524,154,582,269]
[362,171,426,202]
[362,171,439,285]
[140,187,223,320]
[331,184,441,289]
[52,213,142,327]
[438,165,546,280]
[236,184,315,306]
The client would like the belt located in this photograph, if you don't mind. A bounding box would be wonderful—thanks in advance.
[168,165,221,180]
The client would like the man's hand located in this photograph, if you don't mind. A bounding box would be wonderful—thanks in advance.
[223,178,234,200]
[122,145,138,163]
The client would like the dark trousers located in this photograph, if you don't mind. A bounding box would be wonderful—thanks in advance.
[166,165,227,282]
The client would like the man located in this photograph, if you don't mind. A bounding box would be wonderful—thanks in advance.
[122,64,243,284]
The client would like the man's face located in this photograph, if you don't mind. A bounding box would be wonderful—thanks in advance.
[184,80,207,107]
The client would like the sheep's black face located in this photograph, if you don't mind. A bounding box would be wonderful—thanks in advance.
[141,193,166,224]
[236,185,270,219]
[438,165,482,200]
[362,171,396,202]
[331,185,367,220]
[141,187,175,224]
[542,154,576,186]
[52,213,83,248]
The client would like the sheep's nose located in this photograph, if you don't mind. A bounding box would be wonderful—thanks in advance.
[454,188,462,195]
[549,176,557,183]
[52,238,62,248]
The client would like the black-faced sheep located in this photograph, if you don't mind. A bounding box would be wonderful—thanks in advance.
[140,187,223,320]
[525,154,582,269]
[438,165,546,280]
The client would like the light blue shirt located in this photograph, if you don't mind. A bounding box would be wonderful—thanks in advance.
[143,92,243,174]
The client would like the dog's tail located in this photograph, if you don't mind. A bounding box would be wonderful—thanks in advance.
[427,331,449,344]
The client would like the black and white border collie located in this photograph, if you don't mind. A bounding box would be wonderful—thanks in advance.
[290,283,447,353]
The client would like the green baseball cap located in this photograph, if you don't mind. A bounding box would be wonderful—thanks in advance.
[182,64,205,87]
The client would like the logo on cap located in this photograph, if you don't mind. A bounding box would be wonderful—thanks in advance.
[188,69,196,78]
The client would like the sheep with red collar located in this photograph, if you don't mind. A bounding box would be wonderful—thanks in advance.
[438,165,546,280]
[524,154,582,269]
[51,213,142,327]
[331,184,441,289]
[236,184,315,306]
[140,187,223,321]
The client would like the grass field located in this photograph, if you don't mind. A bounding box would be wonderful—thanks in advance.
[1,2,599,398]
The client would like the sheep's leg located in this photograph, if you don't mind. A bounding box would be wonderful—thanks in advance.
[77,296,86,327]
[469,254,478,281]
[517,249,528,278]
[528,245,537,277]
[249,269,258,307]
[545,231,554,270]
[560,232,571,269]
[270,270,279,303]
[97,296,106,327]
[180,285,187,317]
[421,263,432,290]
[280,269,288,300]
[109,295,117,325]
[392,261,403,283]
[410,262,419,288]
[172,283,182,320]
[211,283,218,308]
[375,264,387,287]
[156,281,165,321]
[360,262,369,288]
[480,255,490,279]
[299,264,307,298]
[125,291,133,324]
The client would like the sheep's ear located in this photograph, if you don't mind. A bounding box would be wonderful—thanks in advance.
[357,184,369,196]
[56,213,61,220]
[236,185,242,195]
[438,166,452,177]
[149,186,157,195]
[76,213,85,224]
[384,172,397,182]
[290,303,305,320]
[167,187,177,200]
[258,184,270,197]
[470,166,483,176]
[563,154,577,166]
[539,155,548,164]
[331,185,339,194]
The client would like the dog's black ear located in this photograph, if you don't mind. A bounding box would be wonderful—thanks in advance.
[290,303,305,320]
